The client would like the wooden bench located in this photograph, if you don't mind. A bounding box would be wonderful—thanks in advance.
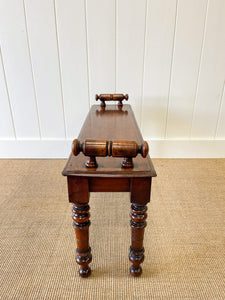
[62,94,156,277]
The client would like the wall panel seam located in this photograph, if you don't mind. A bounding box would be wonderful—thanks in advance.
[164,0,179,138]
[22,0,41,139]
[115,0,117,92]
[214,81,225,138]
[140,0,148,129]
[190,0,209,138]
[84,0,90,108]
[53,0,67,139]
[0,47,16,139]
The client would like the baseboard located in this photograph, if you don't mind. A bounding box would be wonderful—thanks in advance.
[149,139,225,158]
[0,139,224,158]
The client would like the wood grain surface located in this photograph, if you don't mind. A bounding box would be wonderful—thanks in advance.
[62,105,156,177]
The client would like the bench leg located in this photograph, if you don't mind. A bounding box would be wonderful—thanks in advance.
[129,204,147,276]
[72,203,92,277]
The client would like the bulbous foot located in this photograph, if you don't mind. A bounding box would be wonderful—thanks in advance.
[79,266,91,278]
[130,265,142,277]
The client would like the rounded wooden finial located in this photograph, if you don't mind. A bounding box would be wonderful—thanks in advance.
[141,141,149,158]
[72,139,81,156]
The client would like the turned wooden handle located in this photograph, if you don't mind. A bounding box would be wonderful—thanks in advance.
[72,139,148,168]
[95,94,128,107]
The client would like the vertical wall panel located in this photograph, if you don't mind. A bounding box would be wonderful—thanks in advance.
[215,84,225,138]
[166,0,208,138]
[55,0,89,139]
[0,0,224,158]
[24,0,65,138]
[0,0,40,138]
[141,0,177,138]
[117,0,146,125]
[191,0,225,138]
[0,49,15,138]
[86,0,115,105]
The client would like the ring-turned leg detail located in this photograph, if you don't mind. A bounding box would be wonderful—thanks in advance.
[129,204,147,276]
[72,203,92,277]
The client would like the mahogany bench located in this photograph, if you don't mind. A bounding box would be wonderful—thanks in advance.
[62,94,156,277]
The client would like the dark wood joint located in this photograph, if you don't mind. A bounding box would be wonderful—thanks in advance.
[130,177,152,205]
[67,176,89,204]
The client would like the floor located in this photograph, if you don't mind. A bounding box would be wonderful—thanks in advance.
[1,159,225,299]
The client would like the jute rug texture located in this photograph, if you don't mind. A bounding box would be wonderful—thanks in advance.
[1,159,225,299]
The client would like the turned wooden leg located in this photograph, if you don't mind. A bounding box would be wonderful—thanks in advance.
[129,204,147,276]
[72,203,92,277]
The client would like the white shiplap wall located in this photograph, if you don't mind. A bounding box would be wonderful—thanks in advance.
[0,0,224,158]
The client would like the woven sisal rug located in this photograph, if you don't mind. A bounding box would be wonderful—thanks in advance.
[1,159,225,299]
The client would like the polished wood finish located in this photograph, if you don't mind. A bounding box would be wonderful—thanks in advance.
[63,102,156,277]
[67,176,89,204]
[129,204,147,276]
[63,105,156,178]
[72,203,92,277]
[72,138,149,168]
[89,177,130,192]
[95,107,128,115]
[130,177,152,205]
[96,93,128,107]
